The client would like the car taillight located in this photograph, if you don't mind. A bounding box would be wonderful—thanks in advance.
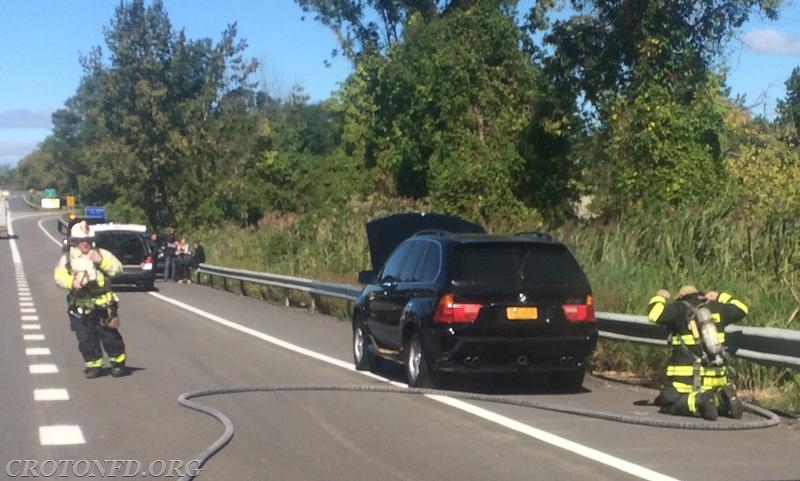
[144,255,153,265]
[562,295,595,323]
[433,293,481,324]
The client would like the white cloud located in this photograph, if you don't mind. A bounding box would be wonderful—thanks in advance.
[0,108,55,129]
[744,29,800,56]
[0,139,40,167]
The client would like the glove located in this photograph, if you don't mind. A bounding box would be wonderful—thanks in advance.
[102,303,120,329]
[656,289,671,300]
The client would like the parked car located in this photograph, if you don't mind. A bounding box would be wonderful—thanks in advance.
[352,213,598,390]
[92,223,156,291]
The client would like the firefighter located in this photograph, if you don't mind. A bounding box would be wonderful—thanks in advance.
[647,285,748,420]
[54,221,128,378]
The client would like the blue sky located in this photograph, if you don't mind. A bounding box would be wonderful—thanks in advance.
[1,1,800,167]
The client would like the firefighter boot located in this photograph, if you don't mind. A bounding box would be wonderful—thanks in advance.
[719,386,744,419]
[111,365,128,377]
[699,391,718,421]
[84,367,101,379]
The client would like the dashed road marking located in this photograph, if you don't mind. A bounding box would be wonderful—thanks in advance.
[34,389,70,401]
[25,347,51,356]
[39,425,85,445]
[29,364,59,374]
[23,334,45,341]
[22,324,41,330]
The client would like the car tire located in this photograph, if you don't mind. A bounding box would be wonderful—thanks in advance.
[353,319,375,371]
[405,331,436,388]
[549,367,586,392]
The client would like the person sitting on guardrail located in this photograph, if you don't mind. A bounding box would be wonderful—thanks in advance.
[186,241,205,283]
[647,285,749,420]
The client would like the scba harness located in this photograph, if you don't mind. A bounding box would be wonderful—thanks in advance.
[65,252,121,329]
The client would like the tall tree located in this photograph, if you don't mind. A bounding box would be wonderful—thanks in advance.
[295,0,518,58]
[56,0,260,228]
[777,66,800,146]
[530,0,779,112]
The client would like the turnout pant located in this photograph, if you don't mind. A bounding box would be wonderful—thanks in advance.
[69,308,126,368]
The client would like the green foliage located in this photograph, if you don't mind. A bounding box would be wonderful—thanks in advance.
[589,77,731,212]
[535,0,779,110]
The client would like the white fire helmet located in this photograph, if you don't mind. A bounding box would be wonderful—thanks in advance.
[70,220,95,242]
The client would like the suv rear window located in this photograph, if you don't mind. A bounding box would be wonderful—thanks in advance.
[452,243,589,288]
[95,233,146,265]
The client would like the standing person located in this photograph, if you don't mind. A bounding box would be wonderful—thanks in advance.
[162,233,177,281]
[175,238,191,283]
[647,285,749,420]
[146,231,162,274]
[54,221,128,378]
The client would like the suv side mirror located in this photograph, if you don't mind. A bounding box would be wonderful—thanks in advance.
[358,270,376,285]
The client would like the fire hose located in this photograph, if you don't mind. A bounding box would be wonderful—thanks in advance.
[176,383,781,480]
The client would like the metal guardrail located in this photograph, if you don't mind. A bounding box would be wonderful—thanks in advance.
[196,263,800,371]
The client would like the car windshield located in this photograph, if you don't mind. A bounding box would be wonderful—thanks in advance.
[452,242,589,288]
[95,233,145,265]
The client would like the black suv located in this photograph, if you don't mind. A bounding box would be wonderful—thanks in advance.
[352,213,597,390]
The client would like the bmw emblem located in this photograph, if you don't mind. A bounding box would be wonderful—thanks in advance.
[518,293,527,303]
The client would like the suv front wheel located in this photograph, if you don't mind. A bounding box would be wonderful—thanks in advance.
[353,318,376,371]
[405,331,436,388]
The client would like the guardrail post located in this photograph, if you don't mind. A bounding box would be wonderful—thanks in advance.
[240,279,246,297]
[308,294,317,314]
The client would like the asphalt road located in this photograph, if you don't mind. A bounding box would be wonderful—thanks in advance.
[1,195,798,481]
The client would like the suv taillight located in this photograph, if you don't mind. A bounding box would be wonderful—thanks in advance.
[562,295,595,323]
[433,293,481,324]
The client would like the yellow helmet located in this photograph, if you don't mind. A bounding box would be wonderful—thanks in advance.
[677,284,699,298]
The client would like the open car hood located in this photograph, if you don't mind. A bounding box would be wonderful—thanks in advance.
[365,212,485,272]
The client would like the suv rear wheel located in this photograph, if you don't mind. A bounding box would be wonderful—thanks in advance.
[405,331,435,388]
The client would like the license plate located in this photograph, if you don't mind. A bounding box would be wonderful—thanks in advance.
[506,307,538,320]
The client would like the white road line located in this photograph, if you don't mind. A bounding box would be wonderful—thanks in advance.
[149,291,681,481]
[20,302,34,307]
[21,324,41,330]
[21,315,39,321]
[34,389,70,401]
[24,334,45,341]
[30,364,59,374]
[39,425,85,445]
[25,347,51,356]
[19,297,33,302]
[20,308,37,313]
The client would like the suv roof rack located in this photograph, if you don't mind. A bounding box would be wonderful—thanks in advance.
[413,229,456,238]
[514,231,555,240]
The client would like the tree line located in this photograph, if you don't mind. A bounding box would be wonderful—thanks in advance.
[11,0,800,234]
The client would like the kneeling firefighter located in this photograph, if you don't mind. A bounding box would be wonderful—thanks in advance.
[54,220,127,378]
[647,285,748,420]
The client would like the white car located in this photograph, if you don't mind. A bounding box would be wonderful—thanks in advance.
[92,223,155,290]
